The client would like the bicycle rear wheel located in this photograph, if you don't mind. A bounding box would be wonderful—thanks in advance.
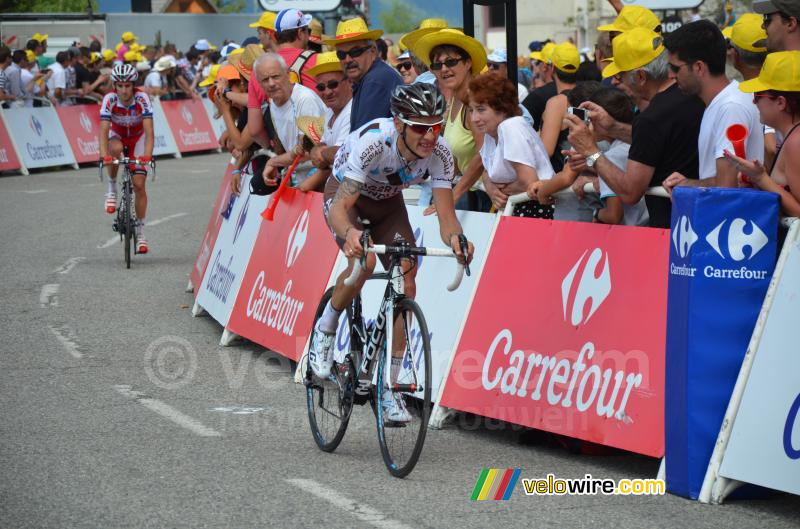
[375,297,432,478]
[306,287,355,452]
[123,182,132,269]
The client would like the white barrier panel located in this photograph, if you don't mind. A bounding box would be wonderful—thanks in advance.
[195,169,268,327]
[703,221,800,500]
[321,206,497,401]
[203,98,226,142]
[150,98,181,158]
[2,106,77,169]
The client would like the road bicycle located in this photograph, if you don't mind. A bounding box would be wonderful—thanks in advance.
[99,154,156,269]
[305,227,469,478]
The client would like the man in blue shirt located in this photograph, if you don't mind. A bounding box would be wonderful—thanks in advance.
[324,18,402,130]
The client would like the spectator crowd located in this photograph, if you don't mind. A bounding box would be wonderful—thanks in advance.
[2,0,798,223]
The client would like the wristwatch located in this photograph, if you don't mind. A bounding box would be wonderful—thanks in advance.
[586,151,603,168]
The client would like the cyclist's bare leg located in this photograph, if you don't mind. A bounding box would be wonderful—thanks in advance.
[330,252,376,312]
[132,173,147,220]
[107,138,123,181]
[392,259,416,366]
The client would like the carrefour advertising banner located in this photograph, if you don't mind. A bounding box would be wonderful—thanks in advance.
[439,218,670,457]
[0,115,22,172]
[2,107,76,169]
[56,104,102,164]
[161,99,218,153]
[665,187,779,499]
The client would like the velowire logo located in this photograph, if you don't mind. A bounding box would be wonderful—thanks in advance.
[285,209,309,268]
[706,218,768,261]
[561,248,611,326]
[672,215,698,258]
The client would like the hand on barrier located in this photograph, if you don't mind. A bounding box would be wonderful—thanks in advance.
[423,203,437,216]
[263,161,280,187]
[571,175,598,200]
[262,154,302,221]
[662,171,688,196]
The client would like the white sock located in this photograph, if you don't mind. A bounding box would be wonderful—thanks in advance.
[390,356,402,385]
[318,299,342,334]
[107,179,117,195]
[136,218,145,237]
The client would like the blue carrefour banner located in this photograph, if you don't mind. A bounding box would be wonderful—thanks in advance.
[665,187,779,499]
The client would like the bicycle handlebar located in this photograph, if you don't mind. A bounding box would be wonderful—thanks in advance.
[99,157,157,182]
[343,245,466,292]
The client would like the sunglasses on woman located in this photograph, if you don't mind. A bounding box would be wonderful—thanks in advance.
[315,80,340,92]
[401,118,444,136]
[753,92,776,104]
[396,61,413,72]
[336,45,371,60]
[430,57,464,70]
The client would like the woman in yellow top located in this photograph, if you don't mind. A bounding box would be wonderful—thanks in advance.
[411,29,494,212]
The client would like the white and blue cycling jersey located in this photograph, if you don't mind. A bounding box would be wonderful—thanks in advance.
[332,117,455,201]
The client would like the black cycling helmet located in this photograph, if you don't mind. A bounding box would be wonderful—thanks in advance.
[390,83,446,121]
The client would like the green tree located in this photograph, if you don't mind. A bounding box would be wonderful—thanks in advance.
[210,0,245,13]
[1,0,98,13]
[379,0,421,34]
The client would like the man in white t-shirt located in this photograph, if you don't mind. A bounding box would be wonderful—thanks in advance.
[301,51,353,191]
[662,20,764,192]
[255,53,326,187]
[46,51,68,104]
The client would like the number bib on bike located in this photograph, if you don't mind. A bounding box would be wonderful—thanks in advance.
[331,118,455,201]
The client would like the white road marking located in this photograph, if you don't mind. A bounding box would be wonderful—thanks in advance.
[40,284,59,307]
[285,479,413,529]
[148,212,188,226]
[113,385,221,437]
[20,189,49,194]
[48,325,83,358]
[54,257,85,275]
[188,169,211,174]
[97,213,187,248]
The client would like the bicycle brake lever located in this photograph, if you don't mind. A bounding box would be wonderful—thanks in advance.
[458,234,471,277]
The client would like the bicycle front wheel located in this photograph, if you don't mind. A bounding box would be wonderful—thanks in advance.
[305,287,354,452]
[123,183,132,269]
[375,297,432,478]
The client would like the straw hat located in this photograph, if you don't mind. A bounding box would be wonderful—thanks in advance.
[229,43,264,81]
[410,29,487,75]
[309,18,325,45]
[305,51,342,77]
[297,116,325,144]
[323,18,383,47]
[399,18,454,51]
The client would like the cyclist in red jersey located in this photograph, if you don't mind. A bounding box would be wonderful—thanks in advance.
[99,63,155,254]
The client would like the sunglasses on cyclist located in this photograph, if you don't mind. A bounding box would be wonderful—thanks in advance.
[401,118,444,136]
[315,80,340,92]
[396,61,413,72]
[429,57,464,70]
[336,45,371,60]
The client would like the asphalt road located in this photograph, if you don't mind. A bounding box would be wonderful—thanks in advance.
[1,153,798,529]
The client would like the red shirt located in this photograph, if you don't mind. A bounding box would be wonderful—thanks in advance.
[100,89,153,138]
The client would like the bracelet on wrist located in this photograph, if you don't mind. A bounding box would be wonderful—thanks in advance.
[231,169,241,175]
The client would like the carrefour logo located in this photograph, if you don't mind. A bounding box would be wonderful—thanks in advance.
[79,111,93,133]
[286,209,309,268]
[706,218,768,261]
[181,104,193,125]
[29,115,43,136]
[561,248,611,326]
[672,216,698,258]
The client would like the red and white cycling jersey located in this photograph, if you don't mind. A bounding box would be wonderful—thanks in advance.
[99,90,153,138]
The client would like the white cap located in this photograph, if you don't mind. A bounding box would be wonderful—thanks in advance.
[487,47,507,63]
[220,42,240,58]
[194,38,212,51]
[136,60,151,72]
[154,56,176,72]
[397,50,411,60]
[275,8,312,32]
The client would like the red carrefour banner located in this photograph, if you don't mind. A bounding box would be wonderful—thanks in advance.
[160,99,218,153]
[0,115,21,171]
[227,189,339,360]
[55,104,102,164]
[439,218,670,457]
[190,160,235,292]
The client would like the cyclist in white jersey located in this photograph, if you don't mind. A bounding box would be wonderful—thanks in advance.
[311,83,474,422]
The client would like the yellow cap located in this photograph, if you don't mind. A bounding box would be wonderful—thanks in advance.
[602,27,664,78]
[725,13,768,53]
[249,11,277,30]
[123,50,144,62]
[199,64,220,87]
[88,51,101,64]
[530,42,556,62]
[102,49,116,62]
[550,42,580,73]
[597,5,661,33]
[306,51,342,77]
[121,31,138,43]
[25,49,36,62]
[130,43,146,53]
[228,47,245,58]
[32,33,48,43]
[740,51,800,92]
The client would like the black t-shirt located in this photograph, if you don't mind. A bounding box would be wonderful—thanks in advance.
[521,81,557,132]
[74,63,97,89]
[628,83,704,228]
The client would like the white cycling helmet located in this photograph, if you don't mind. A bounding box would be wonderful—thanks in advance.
[111,63,138,83]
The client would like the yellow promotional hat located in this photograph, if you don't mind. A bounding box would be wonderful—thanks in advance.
[102,49,116,62]
[550,42,580,73]
[597,5,661,33]
[199,64,220,87]
[725,13,768,53]
[530,42,556,62]
[32,33,48,43]
[740,51,800,92]
[400,18,453,51]
[88,51,101,64]
[115,42,123,52]
[121,31,138,43]
[123,51,144,62]
[411,28,487,75]
[249,11,277,30]
[306,51,342,77]
[323,17,383,47]
[602,27,664,78]
[25,49,37,62]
